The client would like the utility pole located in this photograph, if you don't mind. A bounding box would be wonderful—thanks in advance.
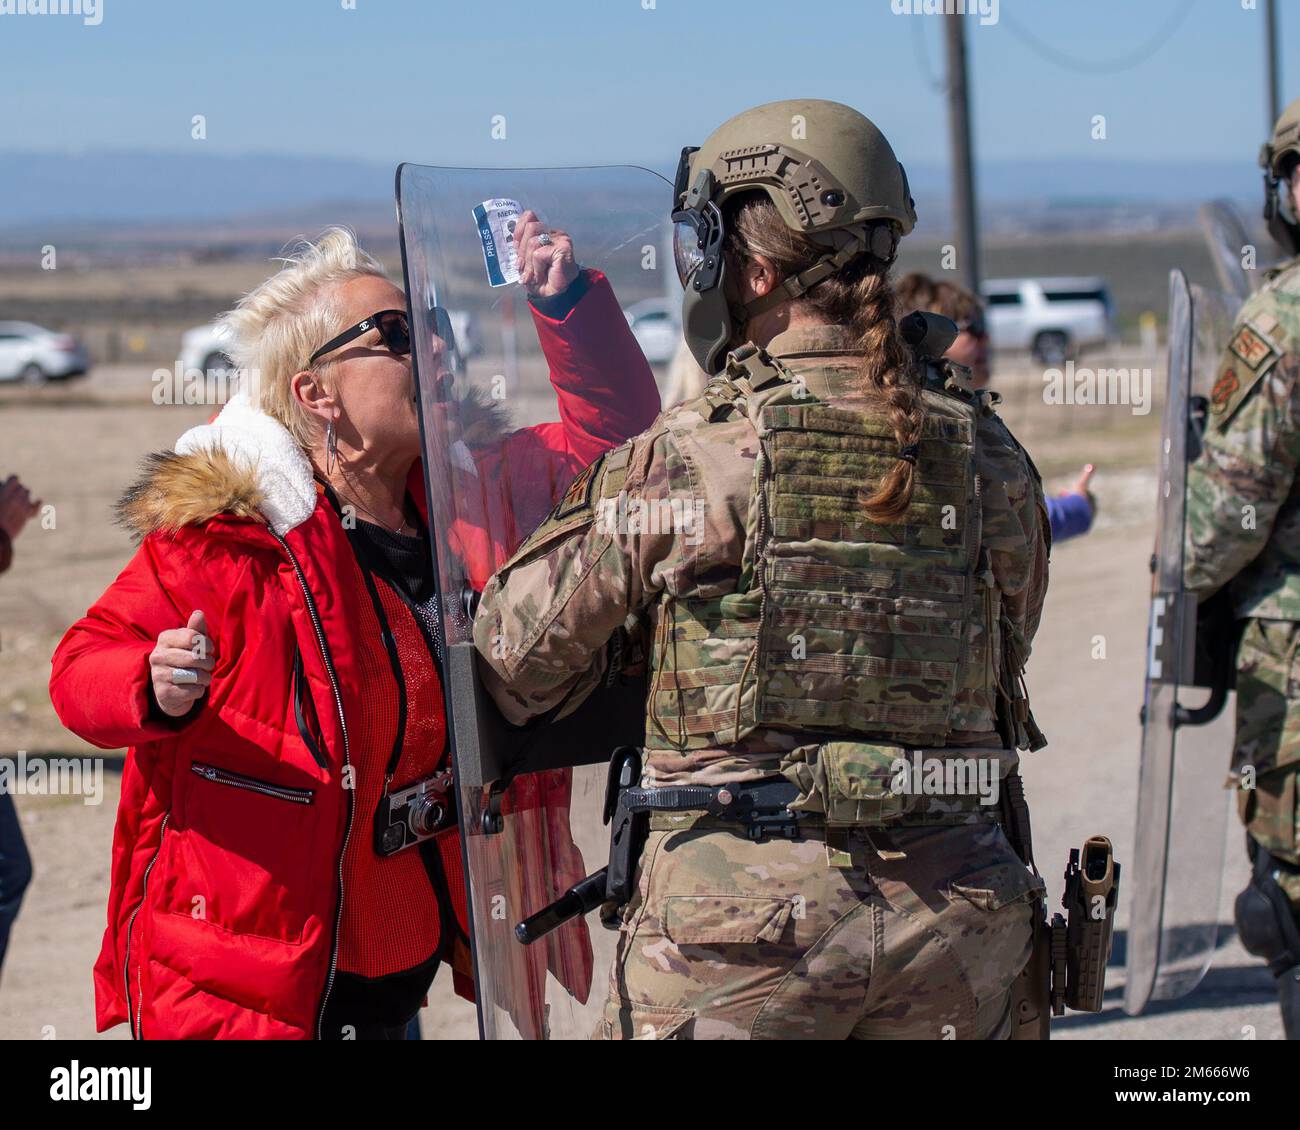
[1266,0,1281,130]
[944,14,981,295]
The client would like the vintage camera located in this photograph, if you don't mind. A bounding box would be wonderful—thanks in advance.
[373,769,455,857]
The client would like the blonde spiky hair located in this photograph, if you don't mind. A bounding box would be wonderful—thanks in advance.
[222,227,388,448]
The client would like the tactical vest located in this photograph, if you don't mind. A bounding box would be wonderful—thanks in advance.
[647,346,1008,752]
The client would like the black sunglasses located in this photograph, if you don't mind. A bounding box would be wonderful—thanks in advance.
[309,309,411,366]
[958,317,988,340]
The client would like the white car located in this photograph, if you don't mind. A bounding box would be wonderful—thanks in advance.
[981,277,1118,365]
[623,298,680,365]
[178,322,235,379]
[0,321,90,382]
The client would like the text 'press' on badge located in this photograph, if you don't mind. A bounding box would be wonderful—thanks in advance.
[473,198,522,287]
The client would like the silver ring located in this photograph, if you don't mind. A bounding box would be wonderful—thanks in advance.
[537,232,553,246]
[170,667,199,686]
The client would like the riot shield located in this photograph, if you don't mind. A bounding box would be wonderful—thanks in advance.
[396,164,671,1039]
[1199,200,1261,305]
[1125,271,1241,1015]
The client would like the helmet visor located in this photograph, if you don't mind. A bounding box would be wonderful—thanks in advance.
[671,200,725,291]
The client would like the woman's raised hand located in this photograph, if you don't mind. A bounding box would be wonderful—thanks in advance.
[514,210,578,298]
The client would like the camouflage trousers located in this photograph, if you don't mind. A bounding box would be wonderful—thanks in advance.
[595,819,1043,1040]
[1234,618,1300,909]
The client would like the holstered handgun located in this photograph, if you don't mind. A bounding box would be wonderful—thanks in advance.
[1010,835,1120,1038]
[1059,835,1120,1013]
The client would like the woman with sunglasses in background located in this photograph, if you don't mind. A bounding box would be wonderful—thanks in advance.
[895,272,1096,546]
[48,224,659,1039]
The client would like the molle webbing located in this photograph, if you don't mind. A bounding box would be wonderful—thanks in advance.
[751,403,979,741]
[647,393,997,751]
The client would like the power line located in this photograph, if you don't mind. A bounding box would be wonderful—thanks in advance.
[912,15,948,94]
[1000,1,1196,76]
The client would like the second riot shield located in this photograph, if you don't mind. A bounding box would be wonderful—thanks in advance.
[1199,200,1261,306]
[397,163,672,1039]
[1125,270,1241,1015]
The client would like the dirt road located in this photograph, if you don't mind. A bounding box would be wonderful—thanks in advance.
[0,354,1284,1040]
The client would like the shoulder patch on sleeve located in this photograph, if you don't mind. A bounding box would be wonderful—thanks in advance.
[1213,316,1285,428]
[1228,322,1281,374]
[495,445,627,576]
[552,454,601,521]
[1210,367,1241,415]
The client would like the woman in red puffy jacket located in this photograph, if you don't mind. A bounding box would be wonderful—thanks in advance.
[49,222,659,1039]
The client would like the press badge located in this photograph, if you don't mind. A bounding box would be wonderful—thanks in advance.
[473,198,522,287]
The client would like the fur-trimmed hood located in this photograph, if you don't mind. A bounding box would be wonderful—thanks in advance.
[116,387,513,541]
[117,391,317,540]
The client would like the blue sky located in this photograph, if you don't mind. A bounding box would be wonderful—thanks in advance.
[0,0,1291,174]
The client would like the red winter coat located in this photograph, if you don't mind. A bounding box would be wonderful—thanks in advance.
[49,271,659,1038]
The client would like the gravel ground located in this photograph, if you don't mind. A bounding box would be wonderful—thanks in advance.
[0,355,1286,1041]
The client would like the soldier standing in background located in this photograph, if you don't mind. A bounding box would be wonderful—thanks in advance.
[1184,98,1300,1039]
[473,100,1052,1039]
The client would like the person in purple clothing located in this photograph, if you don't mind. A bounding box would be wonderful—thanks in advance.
[1048,464,1095,542]
[896,273,1096,545]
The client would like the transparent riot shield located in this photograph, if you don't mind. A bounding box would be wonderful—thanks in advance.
[1199,200,1260,306]
[396,164,671,1039]
[1125,271,1241,1014]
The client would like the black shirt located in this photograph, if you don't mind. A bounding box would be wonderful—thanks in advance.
[348,518,443,665]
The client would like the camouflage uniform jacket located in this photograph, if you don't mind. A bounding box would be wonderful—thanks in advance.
[1186,256,1300,618]
[473,325,1051,786]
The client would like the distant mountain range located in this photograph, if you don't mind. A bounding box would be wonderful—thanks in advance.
[0,149,1263,235]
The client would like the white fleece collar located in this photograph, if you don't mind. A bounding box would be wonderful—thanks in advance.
[174,390,317,536]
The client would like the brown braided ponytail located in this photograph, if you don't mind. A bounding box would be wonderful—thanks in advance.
[725,195,924,523]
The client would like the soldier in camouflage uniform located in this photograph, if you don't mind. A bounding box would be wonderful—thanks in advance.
[473,100,1051,1039]
[1184,98,1300,1038]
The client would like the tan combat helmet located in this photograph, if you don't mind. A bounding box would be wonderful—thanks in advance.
[1260,97,1300,255]
[672,99,916,372]
[1263,96,1300,178]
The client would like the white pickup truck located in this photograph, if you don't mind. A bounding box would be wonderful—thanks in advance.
[981,276,1118,365]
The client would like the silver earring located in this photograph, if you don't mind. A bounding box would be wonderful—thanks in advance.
[326,419,338,475]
